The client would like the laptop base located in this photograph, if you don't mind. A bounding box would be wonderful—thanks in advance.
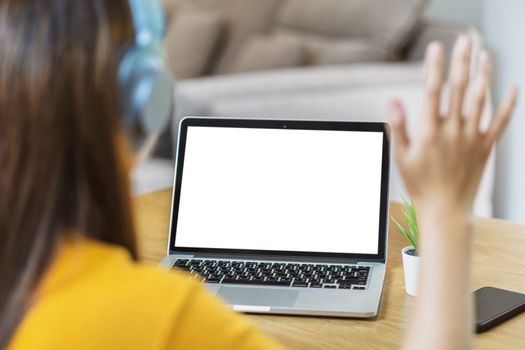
[161,254,386,318]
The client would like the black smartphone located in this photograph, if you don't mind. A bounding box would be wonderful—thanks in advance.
[475,286,525,333]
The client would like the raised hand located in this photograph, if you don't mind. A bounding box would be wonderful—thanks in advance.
[395,37,518,350]
[391,36,518,213]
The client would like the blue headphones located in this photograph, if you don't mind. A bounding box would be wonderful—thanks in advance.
[118,0,174,138]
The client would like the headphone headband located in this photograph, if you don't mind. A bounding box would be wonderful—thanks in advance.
[128,0,166,47]
[119,0,173,146]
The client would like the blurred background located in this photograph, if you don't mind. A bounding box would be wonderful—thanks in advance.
[134,0,525,224]
[428,0,525,224]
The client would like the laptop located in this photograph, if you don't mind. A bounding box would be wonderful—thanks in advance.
[161,117,390,317]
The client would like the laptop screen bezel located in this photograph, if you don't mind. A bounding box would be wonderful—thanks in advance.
[168,117,390,262]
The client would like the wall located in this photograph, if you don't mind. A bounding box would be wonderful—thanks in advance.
[425,0,525,224]
[426,0,481,27]
[483,0,525,224]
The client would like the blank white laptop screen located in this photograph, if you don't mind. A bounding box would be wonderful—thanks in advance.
[175,126,384,255]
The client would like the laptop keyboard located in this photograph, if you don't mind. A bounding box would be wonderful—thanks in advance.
[173,259,370,290]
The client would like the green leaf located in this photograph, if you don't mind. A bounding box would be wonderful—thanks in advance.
[405,202,419,249]
[410,202,419,250]
[400,196,419,250]
[402,207,418,249]
[401,208,414,236]
[392,217,416,248]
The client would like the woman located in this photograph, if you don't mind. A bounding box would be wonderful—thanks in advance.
[0,1,517,349]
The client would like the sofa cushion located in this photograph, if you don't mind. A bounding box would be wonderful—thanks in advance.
[275,29,390,65]
[228,33,305,73]
[277,0,429,55]
[165,11,226,79]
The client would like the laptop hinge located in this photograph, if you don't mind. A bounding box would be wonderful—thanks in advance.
[172,251,360,264]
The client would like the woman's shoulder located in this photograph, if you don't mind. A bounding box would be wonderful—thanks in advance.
[11,237,283,350]
[48,236,200,317]
[47,235,197,298]
[9,237,200,350]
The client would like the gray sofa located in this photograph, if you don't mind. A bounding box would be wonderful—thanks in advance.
[133,0,495,217]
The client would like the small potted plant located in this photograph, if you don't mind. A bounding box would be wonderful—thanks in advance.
[392,198,419,296]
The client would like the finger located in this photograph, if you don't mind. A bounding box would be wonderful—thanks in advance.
[424,42,444,125]
[448,35,472,120]
[486,85,519,143]
[390,100,410,155]
[468,50,491,133]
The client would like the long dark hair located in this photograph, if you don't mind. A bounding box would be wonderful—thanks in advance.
[0,0,137,347]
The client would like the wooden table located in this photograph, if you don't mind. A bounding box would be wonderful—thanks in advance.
[134,189,525,349]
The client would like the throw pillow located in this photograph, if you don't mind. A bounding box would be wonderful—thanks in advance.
[173,0,283,75]
[165,11,226,79]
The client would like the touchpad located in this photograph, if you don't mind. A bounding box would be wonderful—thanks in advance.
[218,286,298,307]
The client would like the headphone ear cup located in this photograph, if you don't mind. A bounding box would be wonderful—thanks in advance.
[138,65,173,133]
[118,46,173,135]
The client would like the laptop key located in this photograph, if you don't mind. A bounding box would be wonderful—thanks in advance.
[222,278,250,284]
[205,277,221,283]
[338,277,355,283]
[221,278,292,286]
[279,278,293,284]
[292,282,308,287]
[174,259,189,266]
[256,279,291,286]
[274,280,293,286]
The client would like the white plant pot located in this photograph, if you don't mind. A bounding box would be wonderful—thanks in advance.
[402,246,420,296]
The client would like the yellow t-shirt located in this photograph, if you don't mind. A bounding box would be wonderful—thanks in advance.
[9,237,284,350]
